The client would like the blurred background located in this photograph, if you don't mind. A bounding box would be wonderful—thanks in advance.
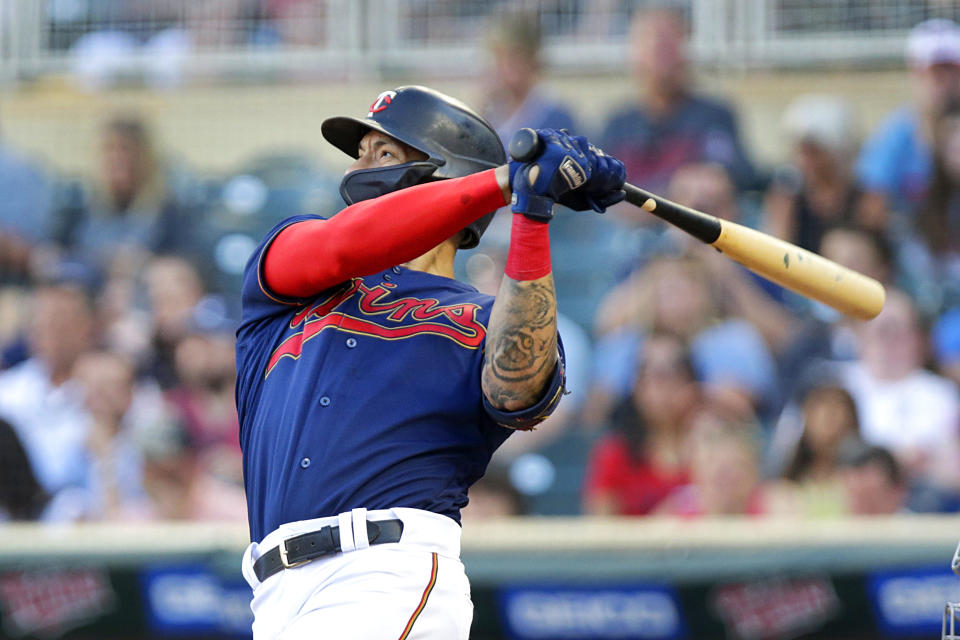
[2,0,960,638]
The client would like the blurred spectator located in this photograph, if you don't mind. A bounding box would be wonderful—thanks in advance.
[461,464,526,524]
[782,385,861,483]
[856,19,960,226]
[55,115,201,273]
[166,318,242,484]
[0,132,53,283]
[818,224,895,287]
[765,384,863,517]
[654,405,767,517]
[840,289,960,493]
[775,223,894,396]
[138,415,247,521]
[261,0,329,48]
[664,162,802,352]
[765,94,869,252]
[144,255,209,388]
[838,443,909,515]
[479,11,578,146]
[0,417,49,521]
[582,332,699,516]
[933,304,960,385]
[898,101,960,312]
[98,253,209,387]
[588,255,778,425]
[73,350,154,520]
[0,278,94,502]
[599,7,756,202]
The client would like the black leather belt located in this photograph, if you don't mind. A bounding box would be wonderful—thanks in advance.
[253,519,404,583]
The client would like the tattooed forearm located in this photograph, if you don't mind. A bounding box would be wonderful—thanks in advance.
[482,274,558,411]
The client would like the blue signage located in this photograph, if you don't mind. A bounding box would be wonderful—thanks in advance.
[499,583,684,640]
[140,564,253,636]
[868,566,960,637]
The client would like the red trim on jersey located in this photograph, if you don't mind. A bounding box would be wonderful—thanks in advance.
[504,213,552,281]
[397,552,439,640]
[264,169,507,298]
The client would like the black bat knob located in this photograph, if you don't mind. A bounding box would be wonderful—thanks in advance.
[508,128,542,162]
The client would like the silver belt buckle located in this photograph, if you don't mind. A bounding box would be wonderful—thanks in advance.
[278,537,310,569]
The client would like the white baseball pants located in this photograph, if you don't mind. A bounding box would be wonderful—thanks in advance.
[241,508,473,640]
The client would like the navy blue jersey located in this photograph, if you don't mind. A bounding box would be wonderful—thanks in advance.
[236,215,562,542]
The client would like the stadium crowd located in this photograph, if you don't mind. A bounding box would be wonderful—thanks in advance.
[2,7,960,527]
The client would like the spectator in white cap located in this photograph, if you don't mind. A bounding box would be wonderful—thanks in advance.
[764,94,867,253]
[856,19,960,227]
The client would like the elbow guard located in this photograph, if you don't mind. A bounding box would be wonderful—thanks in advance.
[483,344,567,431]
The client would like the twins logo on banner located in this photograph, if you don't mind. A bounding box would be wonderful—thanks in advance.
[0,568,115,638]
[711,575,840,640]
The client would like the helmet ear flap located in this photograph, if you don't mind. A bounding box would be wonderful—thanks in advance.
[459,211,496,249]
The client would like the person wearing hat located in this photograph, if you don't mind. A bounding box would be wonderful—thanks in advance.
[764,94,867,253]
[856,18,960,226]
[477,11,579,148]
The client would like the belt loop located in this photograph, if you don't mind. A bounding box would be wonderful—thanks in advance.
[352,508,370,550]
[338,512,356,552]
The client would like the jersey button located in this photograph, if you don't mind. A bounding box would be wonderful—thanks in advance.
[319,396,331,407]
[300,457,311,469]
[346,338,357,348]
[383,274,392,281]
[392,266,401,274]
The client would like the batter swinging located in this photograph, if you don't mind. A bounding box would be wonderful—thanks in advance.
[235,86,625,639]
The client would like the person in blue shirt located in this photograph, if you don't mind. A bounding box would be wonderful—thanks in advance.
[856,19,960,228]
[599,8,757,200]
[234,86,625,639]
[478,11,579,147]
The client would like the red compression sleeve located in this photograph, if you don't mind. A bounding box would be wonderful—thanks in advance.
[504,214,551,281]
[264,169,507,297]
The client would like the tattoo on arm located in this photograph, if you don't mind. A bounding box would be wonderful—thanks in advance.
[482,275,558,411]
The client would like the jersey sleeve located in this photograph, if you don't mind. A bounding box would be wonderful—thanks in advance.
[482,336,567,431]
[239,214,329,328]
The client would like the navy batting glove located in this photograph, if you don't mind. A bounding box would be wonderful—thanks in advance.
[557,136,626,213]
[509,129,593,222]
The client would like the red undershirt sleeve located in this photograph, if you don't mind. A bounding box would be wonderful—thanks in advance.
[263,169,507,298]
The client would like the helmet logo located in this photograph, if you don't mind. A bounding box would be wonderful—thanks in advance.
[368,91,397,117]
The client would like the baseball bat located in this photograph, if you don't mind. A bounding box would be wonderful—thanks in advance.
[508,128,886,320]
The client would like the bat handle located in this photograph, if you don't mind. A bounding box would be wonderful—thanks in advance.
[508,128,542,162]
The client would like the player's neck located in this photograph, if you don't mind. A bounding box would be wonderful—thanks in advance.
[402,239,457,279]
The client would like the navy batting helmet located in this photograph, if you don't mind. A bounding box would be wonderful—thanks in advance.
[321,85,506,249]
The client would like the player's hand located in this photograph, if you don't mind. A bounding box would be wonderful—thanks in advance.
[558,136,626,213]
[508,128,592,222]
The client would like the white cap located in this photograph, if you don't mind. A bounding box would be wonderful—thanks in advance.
[782,94,857,155]
[907,18,960,68]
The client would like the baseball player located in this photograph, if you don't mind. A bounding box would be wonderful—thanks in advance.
[235,85,625,639]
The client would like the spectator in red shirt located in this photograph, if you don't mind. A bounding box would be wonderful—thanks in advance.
[582,332,700,515]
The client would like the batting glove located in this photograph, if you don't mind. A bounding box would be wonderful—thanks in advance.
[509,128,593,222]
[558,136,626,213]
